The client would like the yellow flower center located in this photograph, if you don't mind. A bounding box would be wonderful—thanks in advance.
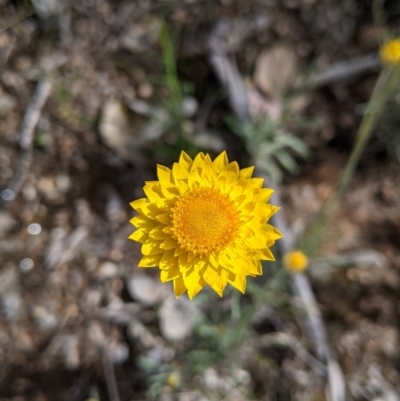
[171,188,241,255]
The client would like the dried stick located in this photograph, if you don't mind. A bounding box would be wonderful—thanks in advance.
[303,54,380,89]
[19,78,52,150]
[1,78,51,209]
[207,32,346,401]
[102,350,121,401]
[89,322,121,401]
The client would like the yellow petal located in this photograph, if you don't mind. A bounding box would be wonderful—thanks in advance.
[203,266,228,297]
[218,171,238,191]
[212,151,228,172]
[225,161,239,177]
[239,166,254,179]
[173,276,187,297]
[258,248,275,261]
[160,185,180,199]
[198,161,216,185]
[159,250,176,270]
[228,272,246,293]
[129,230,148,243]
[178,253,192,271]
[160,266,180,283]
[179,151,193,169]
[209,254,220,269]
[138,254,162,268]
[148,225,168,240]
[173,246,186,257]
[143,183,164,203]
[247,259,262,276]
[157,164,172,184]
[191,153,207,172]
[246,177,264,189]
[131,215,158,230]
[175,178,189,195]
[156,213,171,225]
[256,188,274,202]
[141,240,164,255]
[188,168,202,188]
[193,256,206,272]
[130,198,148,210]
[160,237,177,250]
[187,277,206,299]
[245,236,270,249]
[172,162,189,180]
[262,224,283,240]
[183,269,203,298]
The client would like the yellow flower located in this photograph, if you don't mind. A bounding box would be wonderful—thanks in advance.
[166,372,180,388]
[283,250,308,273]
[129,151,282,299]
[380,39,400,65]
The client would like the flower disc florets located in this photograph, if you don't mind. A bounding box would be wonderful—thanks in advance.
[129,151,282,299]
[171,188,241,255]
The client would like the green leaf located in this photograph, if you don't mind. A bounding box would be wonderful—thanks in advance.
[275,150,299,173]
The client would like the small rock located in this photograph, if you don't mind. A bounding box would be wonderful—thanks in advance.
[55,174,71,192]
[127,274,166,306]
[0,211,13,236]
[158,295,198,341]
[62,334,80,370]
[110,342,129,364]
[378,327,399,358]
[182,96,198,117]
[99,98,143,164]
[15,55,32,71]
[0,266,23,320]
[0,93,16,115]
[32,306,58,329]
[38,176,60,200]
[204,368,219,390]
[254,44,300,98]
[98,261,118,278]
[137,82,154,99]
[83,289,103,308]
[22,182,37,201]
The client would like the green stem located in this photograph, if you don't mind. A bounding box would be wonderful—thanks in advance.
[336,66,394,197]
[300,65,398,255]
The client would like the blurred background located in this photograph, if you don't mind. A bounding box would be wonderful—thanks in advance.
[0,0,400,400]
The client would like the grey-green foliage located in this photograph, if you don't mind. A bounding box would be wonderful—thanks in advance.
[227,116,309,183]
[185,303,253,376]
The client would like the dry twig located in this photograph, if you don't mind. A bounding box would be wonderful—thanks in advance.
[88,322,121,401]
[1,78,51,209]
[303,54,380,88]
[102,351,121,401]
